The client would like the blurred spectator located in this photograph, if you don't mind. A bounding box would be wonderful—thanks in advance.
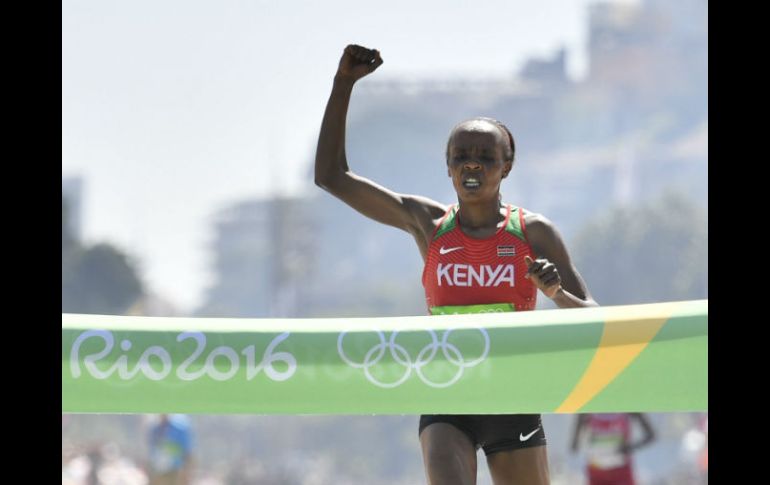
[147,414,194,485]
[62,441,148,485]
[679,412,707,483]
[571,413,655,485]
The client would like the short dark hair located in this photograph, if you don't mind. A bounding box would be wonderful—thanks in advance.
[445,117,516,163]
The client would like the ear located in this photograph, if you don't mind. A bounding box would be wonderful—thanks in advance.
[502,160,513,178]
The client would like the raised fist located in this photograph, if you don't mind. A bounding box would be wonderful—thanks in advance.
[336,44,384,83]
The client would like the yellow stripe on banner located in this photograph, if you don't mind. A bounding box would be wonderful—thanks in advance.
[554,302,680,413]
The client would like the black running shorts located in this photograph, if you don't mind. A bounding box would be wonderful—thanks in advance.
[419,414,547,456]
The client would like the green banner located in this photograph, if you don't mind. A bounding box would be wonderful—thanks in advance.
[62,300,707,414]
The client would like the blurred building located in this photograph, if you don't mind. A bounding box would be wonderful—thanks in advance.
[586,0,708,135]
[520,48,570,91]
[197,196,317,317]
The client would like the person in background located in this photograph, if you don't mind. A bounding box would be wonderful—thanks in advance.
[571,413,655,485]
[147,414,194,485]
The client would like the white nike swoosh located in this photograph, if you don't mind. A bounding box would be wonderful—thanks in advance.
[519,428,540,441]
[439,246,463,255]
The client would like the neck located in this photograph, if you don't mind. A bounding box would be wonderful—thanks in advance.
[457,197,504,229]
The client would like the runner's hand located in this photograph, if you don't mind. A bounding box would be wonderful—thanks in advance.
[336,44,383,83]
[524,255,562,298]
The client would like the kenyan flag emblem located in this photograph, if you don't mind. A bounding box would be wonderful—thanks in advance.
[497,245,515,257]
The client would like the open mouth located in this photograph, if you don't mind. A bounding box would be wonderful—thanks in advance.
[462,177,481,189]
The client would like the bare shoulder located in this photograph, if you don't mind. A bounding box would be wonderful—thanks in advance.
[522,208,550,227]
[402,195,449,235]
[522,209,558,238]
[521,209,566,256]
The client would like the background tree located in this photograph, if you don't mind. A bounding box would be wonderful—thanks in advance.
[62,196,144,314]
[571,191,707,305]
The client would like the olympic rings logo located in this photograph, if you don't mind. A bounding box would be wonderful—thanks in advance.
[337,329,489,388]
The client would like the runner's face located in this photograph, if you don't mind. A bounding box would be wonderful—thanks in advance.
[446,122,512,203]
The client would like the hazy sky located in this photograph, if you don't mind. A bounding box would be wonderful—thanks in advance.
[62,0,638,313]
